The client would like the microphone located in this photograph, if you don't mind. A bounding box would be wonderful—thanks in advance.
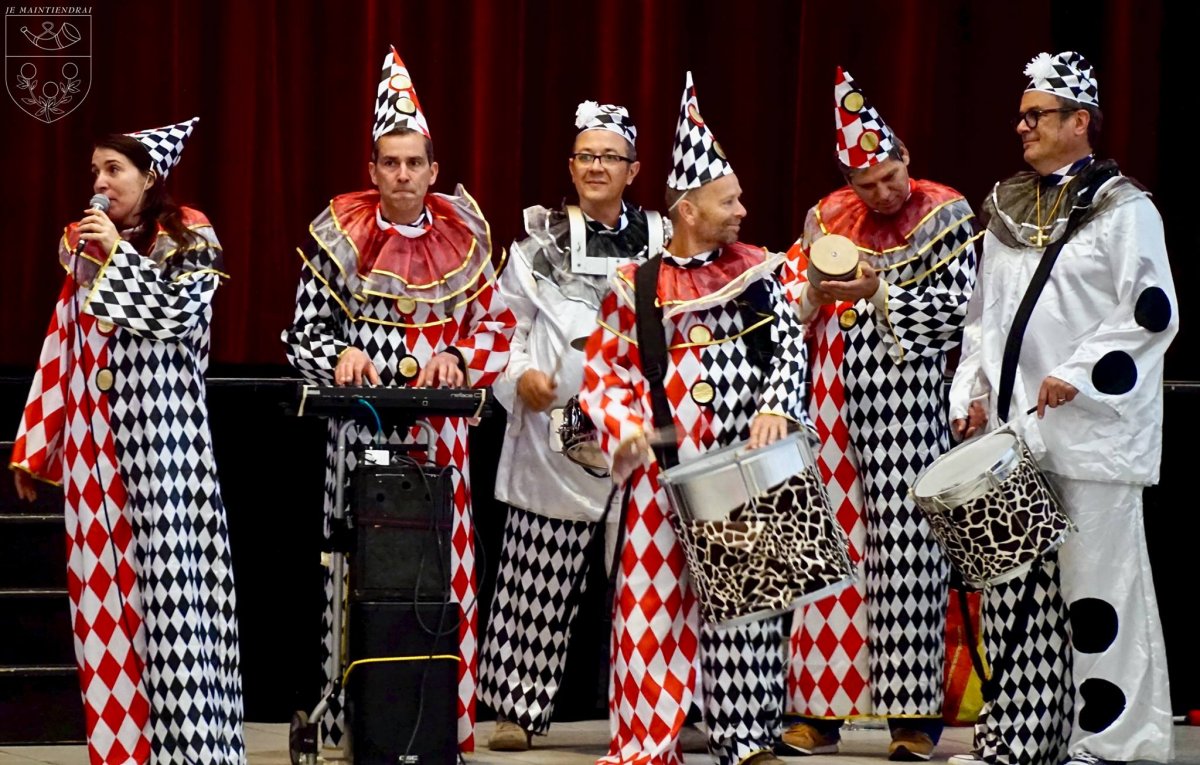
[73,194,111,258]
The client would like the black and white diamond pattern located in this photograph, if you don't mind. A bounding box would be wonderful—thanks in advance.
[477,507,597,734]
[95,232,245,763]
[667,71,732,191]
[1024,51,1099,107]
[576,101,637,147]
[373,46,430,141]
[974,557,1073,765]
[683,275,809,447]
[799,194,978,716]
[700,616,786,765]
[702,305,764,447]
[126,117,198,179]
[882,200,979,360]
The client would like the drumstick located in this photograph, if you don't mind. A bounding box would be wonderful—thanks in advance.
[645,425,678,447]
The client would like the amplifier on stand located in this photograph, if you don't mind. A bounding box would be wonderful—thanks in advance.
[346,599,459,765]
[351,464,454,602]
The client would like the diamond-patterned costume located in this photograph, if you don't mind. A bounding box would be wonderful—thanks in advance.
[974,556,1073,765]
[950,156,1177,763]
[479,203,657,733]
[281,186,514,751]
[782,181,979,720]
[579,244,810,765]
[11,210,245,764]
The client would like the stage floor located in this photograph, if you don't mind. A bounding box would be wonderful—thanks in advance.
[2,721,1197,765]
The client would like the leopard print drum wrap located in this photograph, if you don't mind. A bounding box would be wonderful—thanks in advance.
[920,447,1073,588]
[671,467,854,627]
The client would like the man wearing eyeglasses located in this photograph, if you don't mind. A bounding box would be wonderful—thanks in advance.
[948,51,1176,765]
[478,101,666,752]
[779,67,978,761]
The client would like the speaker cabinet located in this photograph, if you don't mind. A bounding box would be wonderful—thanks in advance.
[351,465,453,601]
[346,600,459,765]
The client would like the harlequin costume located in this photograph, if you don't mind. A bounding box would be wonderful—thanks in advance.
[579,72,811,765]
[281,47,515,751]
[780,68,978,752]
[11,117,246,764]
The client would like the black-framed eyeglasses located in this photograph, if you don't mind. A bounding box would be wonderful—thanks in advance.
[1012,107,1078,129]
[571,152,634,167]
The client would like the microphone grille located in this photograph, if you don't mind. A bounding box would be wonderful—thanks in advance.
[89,194,111,212]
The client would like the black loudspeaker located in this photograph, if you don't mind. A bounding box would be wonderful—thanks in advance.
[351,465,453,601]
[346,600,459,765]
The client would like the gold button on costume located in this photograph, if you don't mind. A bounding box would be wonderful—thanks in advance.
[838,307,859,330]
[96,320,115,334]
[396,296,417,315]
[688,324,713,344]
[398,355,420,380]
[95,368,114,391]
[690,380,715,405]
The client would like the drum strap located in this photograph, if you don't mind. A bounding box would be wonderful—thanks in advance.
[978,553,1056,702]
[996,165,1120,421]
[634,254,681,469]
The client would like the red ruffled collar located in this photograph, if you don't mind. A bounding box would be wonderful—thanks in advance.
[616,241,775,312]
[816,179,964,254]
[330,190,477,290]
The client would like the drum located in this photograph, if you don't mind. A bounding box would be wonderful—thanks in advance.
[807,233,861,288]
[549,396,609,477]
[911,429,1073,588]
[660,433,855,627]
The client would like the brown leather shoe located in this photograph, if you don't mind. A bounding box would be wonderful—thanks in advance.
[779,721,840,755]
[888,728,935,761]
[741,751,786,765]
[487,719,532,752]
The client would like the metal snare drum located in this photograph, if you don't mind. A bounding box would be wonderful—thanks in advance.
[549,396,609,477]
[661,433,855,627]
[912,429,1073,588]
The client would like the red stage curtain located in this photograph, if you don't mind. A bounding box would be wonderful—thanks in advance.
[0,0,1180,370]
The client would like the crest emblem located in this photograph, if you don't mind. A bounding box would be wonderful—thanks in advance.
[6,10,91,123]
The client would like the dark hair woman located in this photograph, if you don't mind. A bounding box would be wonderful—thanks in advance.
[9,117,246,764]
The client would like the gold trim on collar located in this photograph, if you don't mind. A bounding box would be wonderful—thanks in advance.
[897,231,982,287]
[873,213,976,273]
[596,317,637,346]
[362,239,486,302]
[354,246,509,329]
[669,313,774,350]
[816,197,964,257]
[326,199,364,268]
[616,249,775,310]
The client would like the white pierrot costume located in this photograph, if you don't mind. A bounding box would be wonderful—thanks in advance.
[478,101,667,736]
[950,51,1176,764]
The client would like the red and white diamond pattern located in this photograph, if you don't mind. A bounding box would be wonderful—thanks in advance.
[285,252,514,752]
[63,292,153,764]
[787,308,872,718]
